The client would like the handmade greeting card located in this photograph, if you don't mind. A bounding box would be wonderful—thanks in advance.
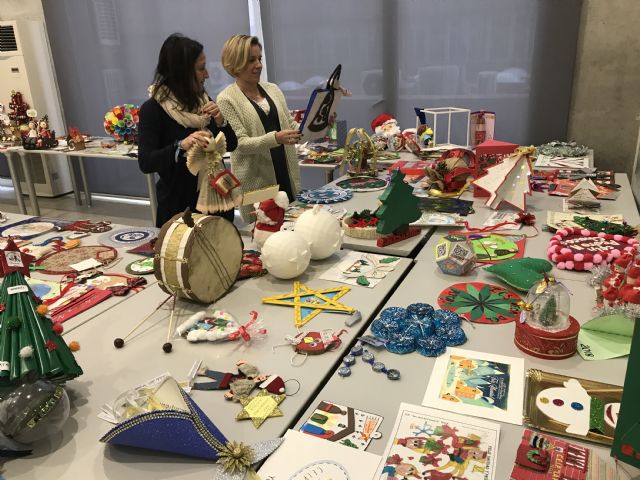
[376,403,500,480]
[523,369,622,445]
[443,232,526,264]
[510,428,617,479]
[258,429,381,480]
[438,282,522,324]
[300,400,383,450]
[319,251,400,288]
[422,348,525,425]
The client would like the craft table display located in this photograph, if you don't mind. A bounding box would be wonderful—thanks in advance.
[3,251,412,479]
[296,260,630,479]
[0,213,160,334]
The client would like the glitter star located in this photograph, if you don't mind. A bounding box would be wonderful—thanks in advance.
[236,390,285,428]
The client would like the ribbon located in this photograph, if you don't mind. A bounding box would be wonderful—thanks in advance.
[227,311,265,342]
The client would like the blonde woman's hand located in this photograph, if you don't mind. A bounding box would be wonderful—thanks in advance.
[180,130,212,150]
[201,101,225,127]
[275,129,301,145]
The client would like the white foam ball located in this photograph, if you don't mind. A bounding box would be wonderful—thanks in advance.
[295,205,344,260]
[261,230,311,279]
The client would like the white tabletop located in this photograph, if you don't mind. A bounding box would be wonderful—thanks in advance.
[4,250,412,478]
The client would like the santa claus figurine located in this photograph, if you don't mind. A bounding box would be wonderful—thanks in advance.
[253,191,289,249]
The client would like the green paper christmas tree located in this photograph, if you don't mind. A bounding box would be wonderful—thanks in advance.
[376,170,422,234]
[0,240,82,389]
[538,295,557,327]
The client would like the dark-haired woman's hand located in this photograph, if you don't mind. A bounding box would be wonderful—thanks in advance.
[201,101,226,127]
[180,130,212,150]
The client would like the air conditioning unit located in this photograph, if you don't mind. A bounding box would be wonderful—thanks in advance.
[0,19,73,197]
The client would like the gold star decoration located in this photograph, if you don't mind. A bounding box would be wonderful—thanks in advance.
[261,281,355,328]
[236,390,285,428]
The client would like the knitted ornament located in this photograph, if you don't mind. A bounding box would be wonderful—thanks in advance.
[485,257,554,292]
[548,228,639,271]
[68,341,80,352]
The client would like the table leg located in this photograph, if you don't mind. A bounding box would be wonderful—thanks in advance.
[146,173,157,225]
[64,154,82,206]
[77,156,91,206]
[5,151,27,214]
[17,151,40,216]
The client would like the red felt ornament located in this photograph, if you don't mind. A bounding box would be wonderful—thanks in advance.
[45,340,57,351]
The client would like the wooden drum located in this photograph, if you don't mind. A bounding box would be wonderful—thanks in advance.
[154,213,243,304]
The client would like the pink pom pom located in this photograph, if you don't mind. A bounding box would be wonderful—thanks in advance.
[593,254,603,264]
[557,229,568,236]
[561,248,572,254]
[565,261,575,270]
[581,229,591,236]
[614,235,623,241]
[551,254,559,262]
[598,232,607,238]
[574,253,584,262]
[584,262,594,270]
[557,262,566,269]
[611,249,621,258]
[547,247,556,256]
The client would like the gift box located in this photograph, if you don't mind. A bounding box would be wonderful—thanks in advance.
[470,111,495,147]
[473,139,519,197]
[387,160,431,176]
[514,316,580,360]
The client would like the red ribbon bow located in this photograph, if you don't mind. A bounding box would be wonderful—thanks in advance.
[228,311,265,342]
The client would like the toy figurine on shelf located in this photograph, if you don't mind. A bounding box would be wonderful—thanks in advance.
[515,276,579,360]
[8,91,29,127]
[66,127,86,151]
[35,115,58,149]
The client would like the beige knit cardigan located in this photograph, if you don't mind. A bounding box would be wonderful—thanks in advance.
[217,82,301,222]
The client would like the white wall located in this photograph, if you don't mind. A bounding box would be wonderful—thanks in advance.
[0,0,44,21]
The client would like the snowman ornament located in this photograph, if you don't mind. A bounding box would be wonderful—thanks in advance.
[536,378,620,436]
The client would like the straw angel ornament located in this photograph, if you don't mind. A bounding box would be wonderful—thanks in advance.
[187,131,243,214]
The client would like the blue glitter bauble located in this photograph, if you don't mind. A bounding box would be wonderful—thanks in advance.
[385,334,416,354]
[437,326,467,347]
[416,336,446,357]
[380,307,408,322]
[407,303,435,319]
[371,316,404,340]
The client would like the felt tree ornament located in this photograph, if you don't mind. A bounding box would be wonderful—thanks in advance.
[471,147,534,211]
[186,131,242,214]
[0,240,82,388]
[376,170,422,235]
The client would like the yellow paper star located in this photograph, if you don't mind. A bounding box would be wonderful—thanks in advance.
[261,281,355,328]
[236,390,285,428]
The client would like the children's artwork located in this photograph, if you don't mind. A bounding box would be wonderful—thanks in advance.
[611,321,640,468]
[300,400,383,450]
[523,369,622,445]
[319,251,400,288]
[236,390,286,428]
[444,232,525,264]
[577,314,634,361]
[534,154,591,169]
[411,212,464,227]
[422,348,525,425]
[258,429,381,480]
[376,403,499,480]
[438,282,522,324]
[297,188,353,204]
[26,277,61,300]
[510,428,617,480]
[126,257,154,275]
[483,211,522,230]
[336,176,388,192]
[0,217,72,240]
[261,282,355,328]
[417,197,475,216]
[547,227,638,271]
[98,227,158,248]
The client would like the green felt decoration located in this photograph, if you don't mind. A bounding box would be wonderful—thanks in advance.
[484,257,553,292]
[376,170,422,234]
[379,257,399,264]
[357,275,370,286]
[572,216,638,237]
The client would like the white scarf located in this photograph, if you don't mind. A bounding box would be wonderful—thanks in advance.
[148,85,210,129]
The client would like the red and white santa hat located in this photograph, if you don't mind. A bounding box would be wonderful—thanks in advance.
[259,374,286,394]
[371,113,395,132]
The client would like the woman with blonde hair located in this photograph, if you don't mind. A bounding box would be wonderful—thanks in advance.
[217,35,301,222]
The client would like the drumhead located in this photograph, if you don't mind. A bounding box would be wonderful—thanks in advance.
[154,213,243,304]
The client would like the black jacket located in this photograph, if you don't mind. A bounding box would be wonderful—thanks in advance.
[138,98,238,227]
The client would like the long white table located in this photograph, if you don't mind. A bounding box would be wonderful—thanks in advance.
[4,250,412,478]
[296,174,640,479]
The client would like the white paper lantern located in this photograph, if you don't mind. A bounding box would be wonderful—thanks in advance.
[295,205,344,260]
[261,230,311,279]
